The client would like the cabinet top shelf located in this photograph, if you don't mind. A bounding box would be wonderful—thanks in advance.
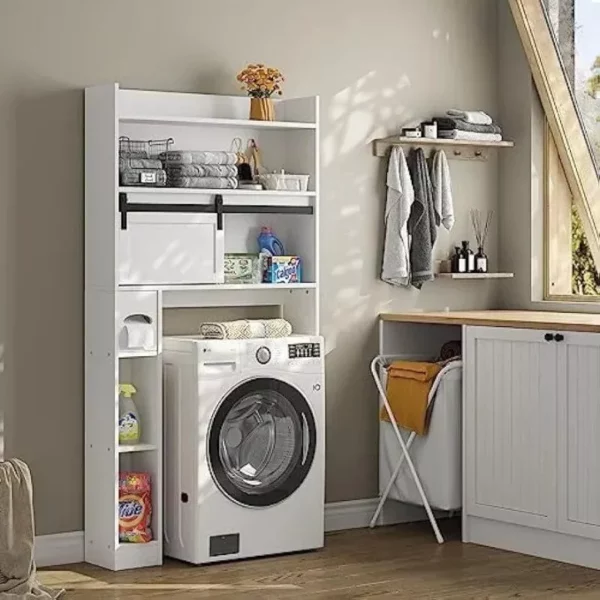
[120,115,317,130]
[380,310,600,333]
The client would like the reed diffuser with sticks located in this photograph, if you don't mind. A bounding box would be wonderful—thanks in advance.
[470,209,493,273]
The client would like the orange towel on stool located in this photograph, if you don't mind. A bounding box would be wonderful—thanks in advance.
[380,361,442,435]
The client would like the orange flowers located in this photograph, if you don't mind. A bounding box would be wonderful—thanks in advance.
[237,64,285,98]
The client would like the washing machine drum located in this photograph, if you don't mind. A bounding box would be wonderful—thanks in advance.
[208,378,317,507]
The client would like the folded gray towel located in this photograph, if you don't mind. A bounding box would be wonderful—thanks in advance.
[160,150,238,165]
[167,164,238,178]
[433,117,502,135]
[119,157,163,170]
[168,176,238,189]
[407,148,436,289]
[120,168,167,186]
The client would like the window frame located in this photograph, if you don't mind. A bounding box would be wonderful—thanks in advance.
[510,0,600,302]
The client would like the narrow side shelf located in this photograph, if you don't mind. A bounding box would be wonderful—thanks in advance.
[118,443,158,454]
[436,273,515,280]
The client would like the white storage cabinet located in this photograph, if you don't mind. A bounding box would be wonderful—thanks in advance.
[464,326,600,567]
[85,84,320,571]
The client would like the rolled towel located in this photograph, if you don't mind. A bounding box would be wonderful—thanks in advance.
[433,117,501,135]
[168,176,238,189]
[160,150,238,165]
[263,319,293,338]
[437,130,502,143]
[200,320,252,340]
[447,110,493,126]
[199,319,292,340]
[120,168,167,186]
[119,157,163,170]
[166,164,238,178]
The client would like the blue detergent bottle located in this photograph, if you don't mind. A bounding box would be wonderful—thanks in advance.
[257,226,285,256]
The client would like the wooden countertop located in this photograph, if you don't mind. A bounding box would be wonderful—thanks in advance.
[380,310,600,333]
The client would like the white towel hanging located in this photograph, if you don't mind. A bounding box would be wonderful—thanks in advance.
[431,150,454,231]
[382,146,414,287]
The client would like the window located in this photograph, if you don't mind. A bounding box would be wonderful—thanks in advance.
[510,0,600,299]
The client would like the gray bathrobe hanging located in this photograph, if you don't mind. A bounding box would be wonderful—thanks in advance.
[407,148,437,289]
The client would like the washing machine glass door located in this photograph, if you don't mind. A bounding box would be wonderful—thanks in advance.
[208,377,317,507]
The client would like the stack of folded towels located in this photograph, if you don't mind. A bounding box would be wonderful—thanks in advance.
[433,110,502,143]
[160,150,239,189]
[119,154,167,187]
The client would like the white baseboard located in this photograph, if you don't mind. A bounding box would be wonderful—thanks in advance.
[324,498,428,532]
[34,499,427,567]
[35,531,84,568]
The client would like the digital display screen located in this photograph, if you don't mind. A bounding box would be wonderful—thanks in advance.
[288,343,321,359]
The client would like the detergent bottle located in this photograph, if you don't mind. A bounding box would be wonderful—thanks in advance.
[257,226,285,256]
[119,383,141,445]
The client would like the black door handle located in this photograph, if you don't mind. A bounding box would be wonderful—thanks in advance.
[545,333,554,342]
[554,334,565,342]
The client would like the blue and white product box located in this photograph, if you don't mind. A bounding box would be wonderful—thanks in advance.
[264,256,303,284]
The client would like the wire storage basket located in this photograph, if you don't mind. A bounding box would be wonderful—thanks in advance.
[119,136,173,187]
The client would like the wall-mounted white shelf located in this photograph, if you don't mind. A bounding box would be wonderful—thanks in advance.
[436,273,515,280]
[373,136,515,161]
[120,115,317,130]
[118,443,158,454]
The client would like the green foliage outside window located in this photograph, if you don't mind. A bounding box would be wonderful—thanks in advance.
[572,205,600,294]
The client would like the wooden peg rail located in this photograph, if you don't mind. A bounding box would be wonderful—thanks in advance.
[372,136,515,162]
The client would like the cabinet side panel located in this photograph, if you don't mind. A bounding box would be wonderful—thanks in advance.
[85,84,118,569]
[85,84,117,292]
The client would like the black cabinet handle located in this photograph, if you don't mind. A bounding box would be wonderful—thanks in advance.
[554,334,565,342]
[545,333,554,342]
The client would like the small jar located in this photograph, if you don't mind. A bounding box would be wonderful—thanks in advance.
[422,121,438,139]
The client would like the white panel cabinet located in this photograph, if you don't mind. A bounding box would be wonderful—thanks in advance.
[119,213,224,286]
[557,333,600,540]
[466,326,600,543]
[464,327,557,530]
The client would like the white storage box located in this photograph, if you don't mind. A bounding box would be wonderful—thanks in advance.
[379,366,462,511]
[119,213,224,285]
[258,173,310,192]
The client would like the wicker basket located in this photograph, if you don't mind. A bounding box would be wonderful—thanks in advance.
[258,172,310,192]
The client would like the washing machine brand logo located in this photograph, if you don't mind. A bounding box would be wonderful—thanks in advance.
[119,494,145,528]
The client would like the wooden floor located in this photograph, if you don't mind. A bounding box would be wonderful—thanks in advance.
[41,521,600,599]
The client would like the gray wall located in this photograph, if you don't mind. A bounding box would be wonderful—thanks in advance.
[0,0,500,535]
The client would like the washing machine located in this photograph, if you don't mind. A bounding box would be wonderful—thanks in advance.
[163,335,325,564]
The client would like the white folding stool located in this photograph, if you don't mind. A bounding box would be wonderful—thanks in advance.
[369,356,462,544]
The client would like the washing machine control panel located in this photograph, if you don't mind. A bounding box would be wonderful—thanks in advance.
[288,343,321,359]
